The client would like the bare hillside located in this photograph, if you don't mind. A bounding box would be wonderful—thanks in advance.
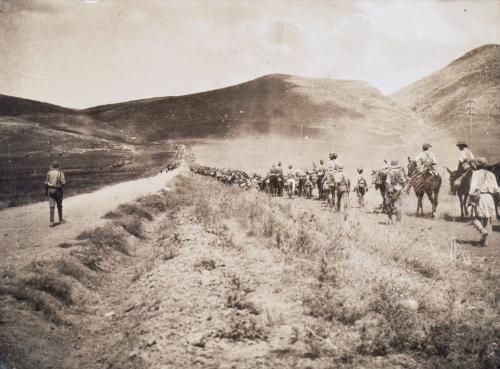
[392,44,500,148]
[83,74,415,143]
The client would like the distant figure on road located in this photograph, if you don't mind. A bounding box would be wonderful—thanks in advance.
[45,161,66,227]
[468,157,498,246]
[415,143,437,176]
[385,160,407,224]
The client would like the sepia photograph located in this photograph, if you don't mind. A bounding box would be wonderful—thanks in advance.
[0,0,499,368]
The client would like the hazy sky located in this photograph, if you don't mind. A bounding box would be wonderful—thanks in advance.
[1,0,499,108]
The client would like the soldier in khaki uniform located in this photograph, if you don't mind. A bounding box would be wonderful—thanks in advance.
[468,157,498,246]
[385,160,407,224]
[45,161,66,227]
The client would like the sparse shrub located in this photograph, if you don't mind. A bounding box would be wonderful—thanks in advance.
[116,217,145,239]
[70,245,104,271]
[57,242,73,248]
[54,258,85,282]
[103,211,122,219]
[218,312,268,341]
[0,284,62,323]
[77,226,129,255]
[23,272,73,305]
[116,203,153,221]
[194,257,216,271]
[137,194,166,212]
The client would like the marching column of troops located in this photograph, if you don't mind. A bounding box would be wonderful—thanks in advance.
[45,141,498,246]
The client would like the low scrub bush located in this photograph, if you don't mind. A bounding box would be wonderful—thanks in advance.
[23,272,73,305]
[0,284,62,323]
[116,217,145,239]
[218,312,268,341]
[77,227,129,255]
[116,203,153,221]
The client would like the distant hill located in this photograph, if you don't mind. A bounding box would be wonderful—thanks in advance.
[1,75,416,145]
[82,74,415,143]
[0,94,74,116]
[392,44,500,147]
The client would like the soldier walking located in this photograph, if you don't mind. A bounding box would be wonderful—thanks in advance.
[45,160,66,227]
[385,160,407,224]
[334,165,350,216]
[468,157,498,246]
[354,169,368,208]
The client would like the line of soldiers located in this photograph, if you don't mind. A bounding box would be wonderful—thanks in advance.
[267,153,369,212]
[190,164,262,189]
[187,140,497,245]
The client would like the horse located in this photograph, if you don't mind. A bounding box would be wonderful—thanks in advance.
[371,169,388,213]
[407,158,441,217]
[445,167,472,219]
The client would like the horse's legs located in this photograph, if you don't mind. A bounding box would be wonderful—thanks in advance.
[432,188,439,217]
[416,193,423,216]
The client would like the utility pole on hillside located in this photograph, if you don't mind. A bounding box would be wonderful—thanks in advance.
[464,98,477,146]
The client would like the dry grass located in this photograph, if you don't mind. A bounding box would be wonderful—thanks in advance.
[77,226,129,255]
[187,172,499,369]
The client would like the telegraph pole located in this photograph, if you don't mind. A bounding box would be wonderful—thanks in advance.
[464,98,476,146]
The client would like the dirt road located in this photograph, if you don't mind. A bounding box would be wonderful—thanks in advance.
[0,166,184,271]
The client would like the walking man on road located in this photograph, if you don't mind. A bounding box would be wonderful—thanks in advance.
[45,160,66,227]
[468,157,498,246]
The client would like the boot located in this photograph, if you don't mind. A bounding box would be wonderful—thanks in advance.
[57,205,65,224]
[49,207,55,227]
[472,219,489,246]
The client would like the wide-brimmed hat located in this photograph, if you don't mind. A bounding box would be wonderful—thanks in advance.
[357,168,363,173]
[476,157,490,168]
[50,161,60,169]
[390,160,399,167]
[456,140,467,147]
[422,143,431,150]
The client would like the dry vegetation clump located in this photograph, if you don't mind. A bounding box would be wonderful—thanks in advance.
[0,284,63,323]
[193,257,216,271]
[22,272,73,306]
[116,203,153,221]
[115,217,145,239]
[77,226,129,255]
[186,173,499,368]
[137,194,167,213]
[217,312,269,341]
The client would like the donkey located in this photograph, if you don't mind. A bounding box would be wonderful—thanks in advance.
[371,169,388,213]
[407,158,441,217]
[445,167,472,219]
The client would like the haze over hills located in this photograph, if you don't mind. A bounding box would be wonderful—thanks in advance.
[1,75,416,145]
[81,74,415,143]
[392,44,500,151]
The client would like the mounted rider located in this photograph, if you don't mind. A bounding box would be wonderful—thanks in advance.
[327,153,339,171]
[468,157,498,246]
[354,168,368,208]
[415,143,437,176]
[450,141,475,195]
[385,160,408,224]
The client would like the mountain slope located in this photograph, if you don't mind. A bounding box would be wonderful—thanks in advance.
[391,44,500,143]
[82,74,415,143]
[0,94,74,116]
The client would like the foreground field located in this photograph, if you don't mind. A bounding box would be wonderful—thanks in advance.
[0,170,498,369]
